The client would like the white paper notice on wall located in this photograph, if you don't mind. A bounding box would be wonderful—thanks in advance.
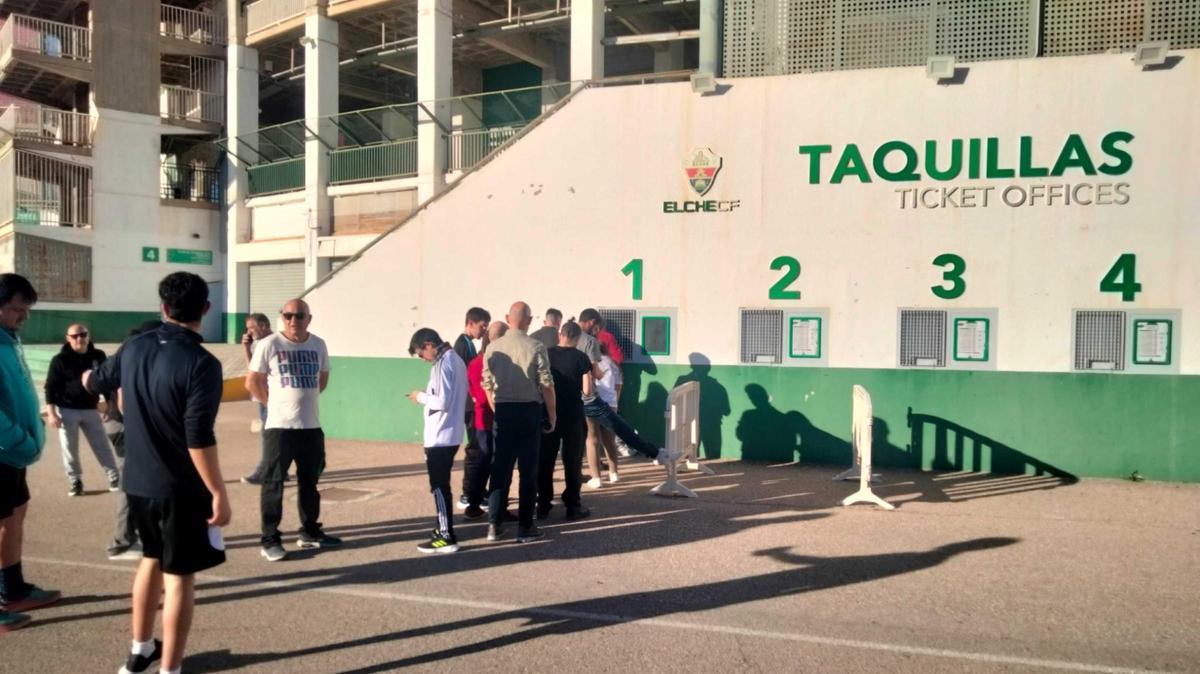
[789,317,821,358]
[954,318,988,361]
[1134,320,1171,364]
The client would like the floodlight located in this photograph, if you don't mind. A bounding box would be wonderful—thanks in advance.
[690,71,717,95]
[1133,41,1170,67]
[926,55,956,81]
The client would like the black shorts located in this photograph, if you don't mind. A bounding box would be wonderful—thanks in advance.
[0,462,30,520]
[128,494,225,575]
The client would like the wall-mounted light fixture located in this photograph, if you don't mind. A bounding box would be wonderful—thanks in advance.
[1132,41,1170,68]
[690,71,717,94]
[926,55,956,81]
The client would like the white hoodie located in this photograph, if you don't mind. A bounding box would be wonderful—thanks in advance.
[417,345,468,447]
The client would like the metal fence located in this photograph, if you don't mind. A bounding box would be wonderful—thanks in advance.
[160,85,224,125]
[161,165,222,203]
[330,141,418,184]
[0,14,91,62]
[247,158,304,196]
[723,0,1200,78]
[245,0,305,36]
[0,149,92,228]
[448,125,525,172]
[160,4,227,46]
[0,106,94,148]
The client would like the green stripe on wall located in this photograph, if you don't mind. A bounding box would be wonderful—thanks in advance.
[20,310,163,344]
[321,356,1200,483]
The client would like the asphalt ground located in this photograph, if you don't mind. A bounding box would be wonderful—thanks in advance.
[4,400,1198,673]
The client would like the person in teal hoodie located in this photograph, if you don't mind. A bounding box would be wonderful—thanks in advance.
[0,274,60,633]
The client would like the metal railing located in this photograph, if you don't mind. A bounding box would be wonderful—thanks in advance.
[448,125,525,172]
[245,0,305,36]
[0,149,92,228]
[161,165,222,204]
[160,85,224,125]
[160,4,227,46]
[0,14,91,62]
[247,158,304,196]
[0,106,94,148]
[330,140,418,184]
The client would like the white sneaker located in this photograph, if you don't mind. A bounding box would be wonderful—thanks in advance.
[608,472,620,484]
[655,447,682,466]
[586,477,603,489]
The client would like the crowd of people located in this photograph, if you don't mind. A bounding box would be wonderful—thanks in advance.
[0,271,680,673]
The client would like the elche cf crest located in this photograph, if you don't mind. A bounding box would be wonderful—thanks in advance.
[684,148,722,196]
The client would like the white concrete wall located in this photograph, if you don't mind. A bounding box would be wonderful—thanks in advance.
[306,51,1200,374]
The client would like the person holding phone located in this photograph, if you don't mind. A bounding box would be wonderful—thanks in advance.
[239,313,273,485]
[407,328,469,553]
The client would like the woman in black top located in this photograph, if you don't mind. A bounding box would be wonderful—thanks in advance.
[43,323,119,496]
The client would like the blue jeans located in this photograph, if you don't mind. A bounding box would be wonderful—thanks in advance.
[583,400,658,459]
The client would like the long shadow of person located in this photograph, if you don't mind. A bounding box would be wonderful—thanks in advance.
[735,384,803,462]
[186,537,1018,672]
[673,353,730,459]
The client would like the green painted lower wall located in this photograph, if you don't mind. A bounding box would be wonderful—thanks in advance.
[321,356,1200,483]
[226,312,249,344]
[20,310,163,344]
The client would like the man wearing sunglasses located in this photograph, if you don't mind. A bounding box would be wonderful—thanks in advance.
[246,299,338,562]
[45,323,120,496]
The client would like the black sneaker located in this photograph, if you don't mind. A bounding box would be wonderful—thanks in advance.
[68,480,83,497]
[240,473,263,485]
[108,475,121,492]
[456,494,470,511]
[463,505,485,520]
[118,639,162,674]
[516,525,545,543]
[565,506,591,521]
[416,531,459,554]
[486,523,504,541]
[297,532,343,549]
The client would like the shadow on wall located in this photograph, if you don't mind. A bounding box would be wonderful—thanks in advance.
[904,407,1078,481]
[673,353,731,459]
[735,383,851,465]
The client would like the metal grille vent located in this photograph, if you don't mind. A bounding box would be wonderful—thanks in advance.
[740,309,784,364]
[14,233,90,303]
[1074,310,1125,371]
[899,309,946,367]
[598,308,637,359]
[724,0,1035,78]
[1148,0,1200,48]
[1044,0,1200,56]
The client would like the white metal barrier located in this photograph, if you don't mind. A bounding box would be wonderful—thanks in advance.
[651,381,713,498]
[836,385,894,510]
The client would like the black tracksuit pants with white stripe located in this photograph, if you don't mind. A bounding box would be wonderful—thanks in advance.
[425,445,458,537]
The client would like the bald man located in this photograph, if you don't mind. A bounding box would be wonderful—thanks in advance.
[246,299,339,562]
[481,302,556,543]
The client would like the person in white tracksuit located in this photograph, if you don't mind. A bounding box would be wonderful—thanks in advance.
[407,328,468,554]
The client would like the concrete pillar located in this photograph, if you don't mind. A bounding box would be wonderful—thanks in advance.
[417,0,453,204]
[303,3,338,288]
[699,0,722,76]
[225,4,258,339]
[570,0,605,83]
[654,42,686,73]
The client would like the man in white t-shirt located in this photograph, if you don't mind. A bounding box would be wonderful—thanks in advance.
[245,299,338,562]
